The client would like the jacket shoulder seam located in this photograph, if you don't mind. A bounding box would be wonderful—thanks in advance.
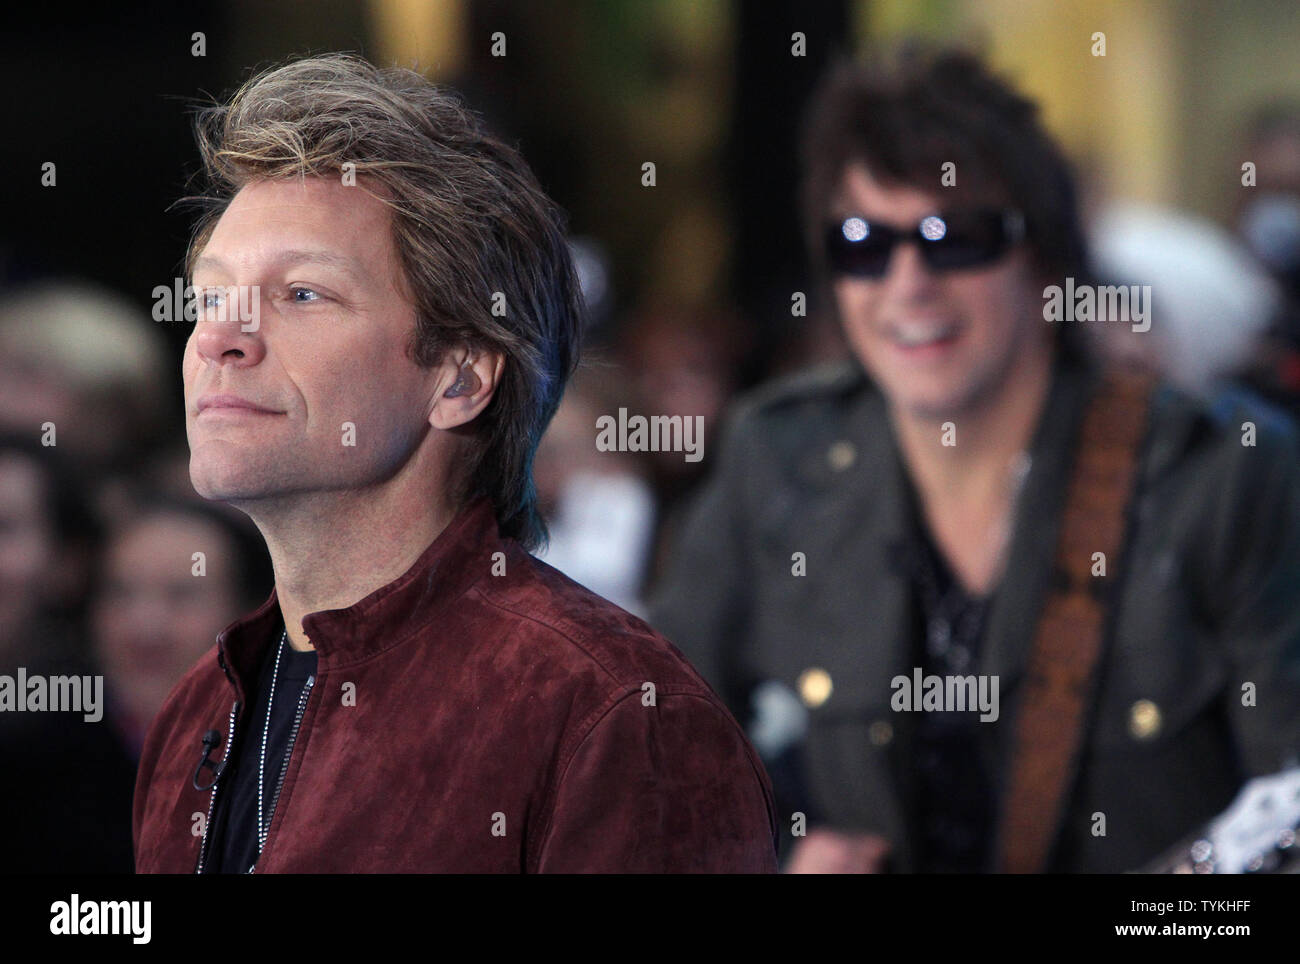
[733,359,865,419]
[465,582,697,691]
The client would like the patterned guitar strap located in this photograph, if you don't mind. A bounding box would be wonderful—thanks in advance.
[994,368,1156,873]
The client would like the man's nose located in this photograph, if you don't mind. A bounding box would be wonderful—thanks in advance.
[191,294,266,366]
[883,240,940,296]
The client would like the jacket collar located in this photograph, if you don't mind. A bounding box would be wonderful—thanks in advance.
[777,349,1101,710]
[216,496,502,702]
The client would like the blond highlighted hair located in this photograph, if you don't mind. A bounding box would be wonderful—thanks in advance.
[184,53,584,550]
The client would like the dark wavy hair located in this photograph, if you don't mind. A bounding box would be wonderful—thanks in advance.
[799,42,1091,355]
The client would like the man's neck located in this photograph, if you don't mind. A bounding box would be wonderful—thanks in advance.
[247,487,459,653]
[889,344,1055,593]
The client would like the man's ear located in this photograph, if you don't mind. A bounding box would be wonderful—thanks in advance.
[429,349,506,431]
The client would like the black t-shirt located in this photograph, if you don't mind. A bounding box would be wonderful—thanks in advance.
[206,624,317,874]
[903,489,998,874]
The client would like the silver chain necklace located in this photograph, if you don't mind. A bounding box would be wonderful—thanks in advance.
[257,629,289,857]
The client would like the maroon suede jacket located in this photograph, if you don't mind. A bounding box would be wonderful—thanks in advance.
[133,496,778,873]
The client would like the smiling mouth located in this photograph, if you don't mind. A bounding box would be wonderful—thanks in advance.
[885,321,962,348]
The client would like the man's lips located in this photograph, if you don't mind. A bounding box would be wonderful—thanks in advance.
[196,394,283,415]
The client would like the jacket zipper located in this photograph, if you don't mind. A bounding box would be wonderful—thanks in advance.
[195,699,240,874]
[248,673,316,874]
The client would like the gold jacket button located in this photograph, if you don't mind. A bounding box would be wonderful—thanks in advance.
[1128,699,1162,740]
[827,440,856,472]
[868,720,894,746]
[797,668,833,708]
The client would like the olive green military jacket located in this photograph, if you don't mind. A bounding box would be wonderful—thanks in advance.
[648,354,1300,872]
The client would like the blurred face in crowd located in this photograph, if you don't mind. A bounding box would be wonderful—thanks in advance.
[0,453,56,649]
[830,161,1049,422]
[534,387,606,513]
[183,177,450,509]
[0,361,77,453]
[93,511,246,723]
[625,322,735,481]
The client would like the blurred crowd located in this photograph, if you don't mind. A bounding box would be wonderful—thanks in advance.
[3,56,1300,874]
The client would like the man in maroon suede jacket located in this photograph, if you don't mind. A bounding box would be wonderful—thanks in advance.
[133,54,777,874]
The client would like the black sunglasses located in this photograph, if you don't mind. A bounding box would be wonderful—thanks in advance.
[825,208,1026,278]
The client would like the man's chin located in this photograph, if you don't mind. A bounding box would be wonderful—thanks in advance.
[883,382,976,424]
[190,484,249,504]
[900,400,964,423]
[188,470,269,504]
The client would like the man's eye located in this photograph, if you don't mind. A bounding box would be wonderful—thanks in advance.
[202,289,224,309]
[290,287,321,303]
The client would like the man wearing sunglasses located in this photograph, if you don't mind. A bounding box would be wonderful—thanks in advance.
[650,47,1300,873]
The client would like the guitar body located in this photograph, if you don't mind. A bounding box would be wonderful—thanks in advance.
[1139,768,1300,873]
